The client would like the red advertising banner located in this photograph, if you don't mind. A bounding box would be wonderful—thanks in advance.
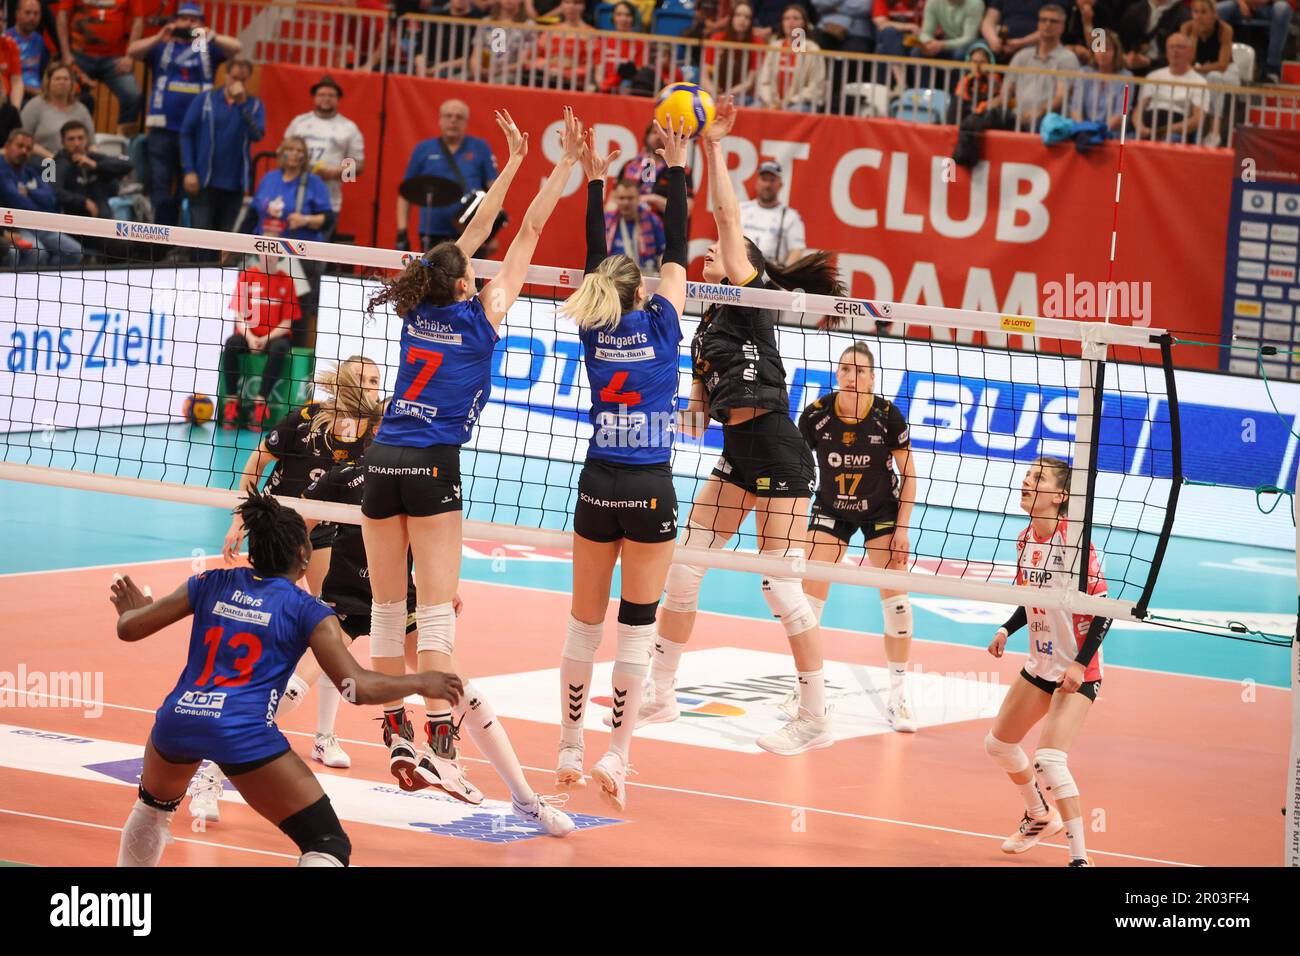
[373,75,1230,368]
[257,64,386,248]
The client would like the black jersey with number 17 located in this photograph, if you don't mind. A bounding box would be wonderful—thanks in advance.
[798,391,910,516]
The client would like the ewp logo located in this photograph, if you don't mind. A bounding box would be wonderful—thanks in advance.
[591,693,745,718]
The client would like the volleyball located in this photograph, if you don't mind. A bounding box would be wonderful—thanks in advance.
[654,83,715,138]
[182,393,215,425]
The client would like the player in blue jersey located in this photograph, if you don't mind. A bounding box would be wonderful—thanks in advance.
[360,108,584,821]
[633,97,849,757]
[110,491,462,867]
[550,121,690,810]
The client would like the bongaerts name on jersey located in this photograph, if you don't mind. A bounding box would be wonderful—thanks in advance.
[595,330,648,348]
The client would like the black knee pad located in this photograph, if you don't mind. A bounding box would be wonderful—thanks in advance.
[278,795,352,866]
[618,598,659,627]
[137,783,182,812]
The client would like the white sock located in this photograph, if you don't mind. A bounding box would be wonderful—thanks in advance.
[1018,778,1050,817]
[1063,815,1087,858]
[797,669,826,717]
[650,637,684,693]
[316,678,342,736]
[806,595,826,625]
[560,656,594,748]
[116,799,174,867]
[888,662,908,698]
[277,674,310,717]
[455,682,535,805]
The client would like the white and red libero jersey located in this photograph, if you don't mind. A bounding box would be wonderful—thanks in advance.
[1016,517,1107,683]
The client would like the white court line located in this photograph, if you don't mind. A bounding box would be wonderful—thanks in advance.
[0,808,298,860]
[4,693,1198,867]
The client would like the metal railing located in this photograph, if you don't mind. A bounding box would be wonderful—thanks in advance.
[187,3,1300,147]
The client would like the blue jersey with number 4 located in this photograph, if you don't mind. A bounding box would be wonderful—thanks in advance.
[151,567,335,764]
[580,293,682,465]
[378,296,499,447]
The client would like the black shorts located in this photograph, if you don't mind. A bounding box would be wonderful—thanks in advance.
[153,739,292,778]
[711,412,815,498]
[309,523,337,550]
[1019,667,1101,703]
[336,608,419,641]
[574,459,678,544]
[361,441,462,519]
[808,499,900,545]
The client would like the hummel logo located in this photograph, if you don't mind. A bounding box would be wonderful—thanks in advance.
[777,480,788,490]
[611,687,627,727]
[660,520,673,533]
[452,484,461,497]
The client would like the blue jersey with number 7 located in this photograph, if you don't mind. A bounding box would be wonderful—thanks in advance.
[579,293,682,465]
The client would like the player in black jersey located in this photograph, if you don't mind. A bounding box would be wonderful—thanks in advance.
[794,342,920,733]
[644,96,849,756]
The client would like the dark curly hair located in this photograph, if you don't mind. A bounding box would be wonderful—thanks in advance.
[237,490,308,576]
[367,242,469,318]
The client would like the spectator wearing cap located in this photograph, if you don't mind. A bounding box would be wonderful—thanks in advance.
[52,117,132,217]
[5,0,48,102]
[283,75,364,238]
[55,0,145,136]
[738,159,806,265]
[180,56,263,242]
[129,2,240,225]
[395,97,497,252]
[0,127,82,264]
[606,177,665,275]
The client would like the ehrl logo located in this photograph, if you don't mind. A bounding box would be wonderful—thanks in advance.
[49,886,151,936]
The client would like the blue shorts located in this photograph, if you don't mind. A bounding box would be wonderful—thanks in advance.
[151,708,292,769]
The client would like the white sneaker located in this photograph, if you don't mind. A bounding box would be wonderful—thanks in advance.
[556,741,585,788]
[187,766,224,824]
[415,747,484,804]
[777,689,800,721]
[590,751,634,811]
[756,708,834,756]
[1002,807,1064,854]
[887,695,918,733]
[602,681,679,728]
[512,793,575,837]
[311,733,352,768]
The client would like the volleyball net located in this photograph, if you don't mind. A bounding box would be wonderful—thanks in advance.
[0,209,1180,622]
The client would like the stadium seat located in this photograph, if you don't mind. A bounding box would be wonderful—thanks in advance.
[843,81,890,118]
[653,9,695,36]
[1232,42,1256,84]
[891,88,949,124]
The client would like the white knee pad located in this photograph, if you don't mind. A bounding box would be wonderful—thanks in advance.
[563,615,603,663]
[984,732,1030,774]
[369,600,408,659]
[615,622,655,677]
[761,549,816,637]
[663,523,716,613]
[1034,748,1079,801]
[298,851,345,867]
[415,602,456,656]
[882,595,913,640]
[805,594,826,626]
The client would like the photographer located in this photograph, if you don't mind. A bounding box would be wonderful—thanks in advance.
[129,3,240,226]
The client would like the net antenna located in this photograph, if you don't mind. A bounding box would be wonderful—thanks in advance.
[0,209,1177,626]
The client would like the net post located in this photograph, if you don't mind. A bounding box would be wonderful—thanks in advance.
[1068,333,1108,602]
[1288,455,1300,866]
[1135,333,1182,618]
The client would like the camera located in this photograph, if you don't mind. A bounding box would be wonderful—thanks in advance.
[171,26,198,41]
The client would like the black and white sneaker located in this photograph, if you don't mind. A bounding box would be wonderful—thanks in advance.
[414,719,484,804]
[380,710,425,792]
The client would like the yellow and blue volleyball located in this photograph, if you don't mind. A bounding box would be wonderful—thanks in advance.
[654,83,715,138]
[182,393,215,425]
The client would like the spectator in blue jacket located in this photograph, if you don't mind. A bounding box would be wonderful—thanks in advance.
[129,2,241,226]
[5,0,49,101]
[0,127,82,264]
[251,135,332,243]
[180,56,262,241]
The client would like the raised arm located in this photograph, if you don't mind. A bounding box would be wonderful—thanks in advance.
[578,127,620,272]
[111,576,192,642]
[456,109,527,256]
[652,118,690,317]
[699,96,753,283]
[480,107,584,329]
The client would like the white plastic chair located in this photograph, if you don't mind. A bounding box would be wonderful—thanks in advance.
[843,81,891,118]
[1232,42,1256,85]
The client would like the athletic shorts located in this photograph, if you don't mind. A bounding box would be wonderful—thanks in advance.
[149,717,292,771]
[362,441,462,519]
[309,523,337,551]
[152,734,290,777]
[337,608,418,641]
[574,459,678,544]
[808,499,900,545]
[1020,667,1101,703]
[711,412,815,498]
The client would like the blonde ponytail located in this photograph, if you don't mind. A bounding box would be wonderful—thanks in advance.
[560,254,642,332]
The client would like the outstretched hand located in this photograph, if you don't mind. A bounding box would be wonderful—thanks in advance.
[701,94,737,144]
[654,117,691,169]
[579,127,622,182]
[559,106,584,164]
[109,573,154,617]
[495,109,528,162]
